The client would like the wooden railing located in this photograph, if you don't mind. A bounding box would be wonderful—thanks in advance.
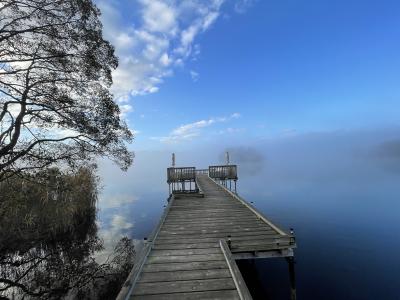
[167,167,196,183]
[209,165,238,180]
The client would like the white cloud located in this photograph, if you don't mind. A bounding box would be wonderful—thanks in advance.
[190,70,199,82]
[203,11,220,30]
[7,103,22,117]
[172,119,215,136]
[111,214,133,230]
[98,0,228,103]
[155,113,241,143]
[159,53,172,66]
[96,214,134,263]
[99,194,138,209]
[131,129,141,136]
[140,0,178,34]
[114,32,135,49]
[231,112,241,119]
[234,0,256,13]
[119,104,133,117]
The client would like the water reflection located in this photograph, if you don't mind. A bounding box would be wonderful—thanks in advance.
[0,168,134,299]
[95,128,400,300]
[235,256,296,300]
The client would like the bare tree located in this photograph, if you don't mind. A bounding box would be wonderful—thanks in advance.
[0,0,133,179]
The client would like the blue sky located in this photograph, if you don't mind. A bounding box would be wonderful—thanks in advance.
[97,0,400,151]
[94,0,400,259]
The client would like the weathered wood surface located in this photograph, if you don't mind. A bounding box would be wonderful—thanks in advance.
[126,174,294,300]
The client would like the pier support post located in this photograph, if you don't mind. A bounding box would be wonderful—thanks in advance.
[286,256,297,300]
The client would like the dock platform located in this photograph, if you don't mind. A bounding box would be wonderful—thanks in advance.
[117,172,296,300]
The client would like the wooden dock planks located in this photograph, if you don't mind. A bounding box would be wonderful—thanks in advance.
[121,174,295,300]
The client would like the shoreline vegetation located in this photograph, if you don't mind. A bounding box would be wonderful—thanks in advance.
[0,168,135,299]
[0,1,136,298]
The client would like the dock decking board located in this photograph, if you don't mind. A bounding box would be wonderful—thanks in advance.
[120,174,295,300]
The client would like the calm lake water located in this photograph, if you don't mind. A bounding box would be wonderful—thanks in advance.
[4,130,398,299]
[97,134,400,300]
[235,182,400,300]
[99,182,400,300]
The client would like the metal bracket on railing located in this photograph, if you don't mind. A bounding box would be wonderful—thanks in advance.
[289,228,296,245]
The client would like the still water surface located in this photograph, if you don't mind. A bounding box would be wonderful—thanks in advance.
[97,153,400,300]
[3,132,399,299]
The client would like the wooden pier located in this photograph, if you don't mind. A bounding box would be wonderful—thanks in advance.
[117,164,296,300]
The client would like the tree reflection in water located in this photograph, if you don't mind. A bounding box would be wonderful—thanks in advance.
[0,168,134,299]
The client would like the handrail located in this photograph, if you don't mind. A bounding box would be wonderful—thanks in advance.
[220,240,253,300]
[116,242,151,300]
[209,165,238,180]
[167,167,196,183]
[208,175,290,237]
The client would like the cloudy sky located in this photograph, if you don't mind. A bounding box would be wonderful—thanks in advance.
[94,0,400,259]
[96,0,400,152]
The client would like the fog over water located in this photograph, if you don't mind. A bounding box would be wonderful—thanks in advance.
[98,127,400,299]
